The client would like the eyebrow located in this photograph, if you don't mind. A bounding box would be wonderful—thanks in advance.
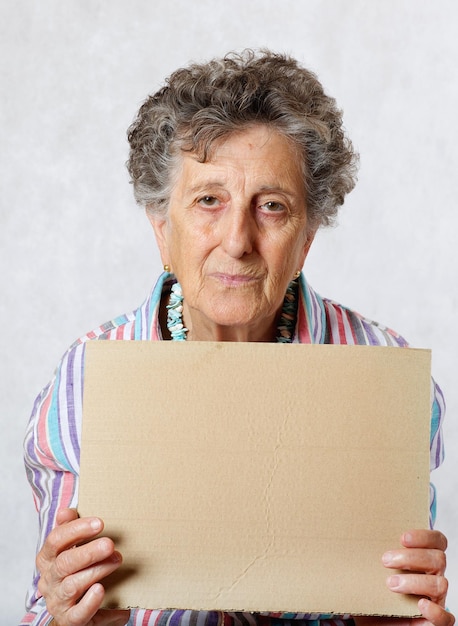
[258,185,296,197]
[187,181,226,193]
[186,182,298,198]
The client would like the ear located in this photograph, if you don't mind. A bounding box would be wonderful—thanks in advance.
[146,208,170,267]
[298,228,317,268]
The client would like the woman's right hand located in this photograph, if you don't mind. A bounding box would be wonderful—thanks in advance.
[36,508,129,626]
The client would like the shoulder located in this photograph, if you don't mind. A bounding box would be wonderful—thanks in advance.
[42,290,155,407]
[39,272,169,407]
[320,296,409,347]
[65,271,171,350]
[69,309,138,349]
[297,276,409,347]
[49,305,140,405]
[24,279,166,473]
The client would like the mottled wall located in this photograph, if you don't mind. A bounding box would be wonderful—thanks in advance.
[2,1,457,623]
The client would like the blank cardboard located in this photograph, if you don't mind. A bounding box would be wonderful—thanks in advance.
[78,342,431,616]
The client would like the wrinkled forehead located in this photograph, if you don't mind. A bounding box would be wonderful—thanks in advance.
[174,122,303,166]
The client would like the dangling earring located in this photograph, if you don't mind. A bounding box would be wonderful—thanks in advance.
[164,264,171,273]
[293,270,301,279]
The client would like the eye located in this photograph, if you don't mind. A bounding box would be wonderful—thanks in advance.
[259,200,286,213]
[197,195,220,208]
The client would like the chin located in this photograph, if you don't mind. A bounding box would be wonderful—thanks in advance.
[207,305,270,329]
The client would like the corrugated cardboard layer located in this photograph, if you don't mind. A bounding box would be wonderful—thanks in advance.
[78,342,431,616]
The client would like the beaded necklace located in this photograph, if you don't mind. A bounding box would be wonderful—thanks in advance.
[166,279,299,343]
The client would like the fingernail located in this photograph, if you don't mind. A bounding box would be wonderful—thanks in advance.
[382,551,394,566]
[90,518,102,531]
[387,575,401,590]
[110,552,122,563]
[403,532,413,545]
[418,598,428,611]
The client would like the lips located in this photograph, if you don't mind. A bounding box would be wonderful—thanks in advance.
[210,272,261,287]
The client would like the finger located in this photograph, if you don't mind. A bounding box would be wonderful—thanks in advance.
[37,536,117,603]
[56,508,79,526]
[46,552,122,617]
[402,530,448,552]
[39,517,104,563]
[387,573,448,604]
[382,548,446,575]
[52,581,105,626]
[418,598,456,626]
[51,537,118,584]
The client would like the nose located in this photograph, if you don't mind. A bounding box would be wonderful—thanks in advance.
[220,205,255,258]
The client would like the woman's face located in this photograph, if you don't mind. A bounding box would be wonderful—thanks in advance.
[150,125,315,340]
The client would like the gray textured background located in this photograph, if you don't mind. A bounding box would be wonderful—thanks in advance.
[1,1,457,624]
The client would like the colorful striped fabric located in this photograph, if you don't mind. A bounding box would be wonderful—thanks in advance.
[21,273,445,626]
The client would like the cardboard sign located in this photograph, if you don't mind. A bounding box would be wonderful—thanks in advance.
[79,342,431,616]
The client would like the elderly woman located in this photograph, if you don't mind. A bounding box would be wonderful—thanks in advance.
[23,50,452,626]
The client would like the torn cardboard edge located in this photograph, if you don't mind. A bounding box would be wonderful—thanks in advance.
[79,341,432,616]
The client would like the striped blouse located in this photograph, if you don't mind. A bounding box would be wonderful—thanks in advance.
[21,273,445,626]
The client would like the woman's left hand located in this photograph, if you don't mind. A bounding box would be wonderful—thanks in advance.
[354,529,454,626]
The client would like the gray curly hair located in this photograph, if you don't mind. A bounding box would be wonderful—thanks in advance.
[127,49,358,229]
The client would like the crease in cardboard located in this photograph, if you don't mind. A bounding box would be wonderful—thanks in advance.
[213,553,268,603]
[214,413,289,602]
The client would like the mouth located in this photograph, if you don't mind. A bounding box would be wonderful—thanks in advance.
[210,272,261,287]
